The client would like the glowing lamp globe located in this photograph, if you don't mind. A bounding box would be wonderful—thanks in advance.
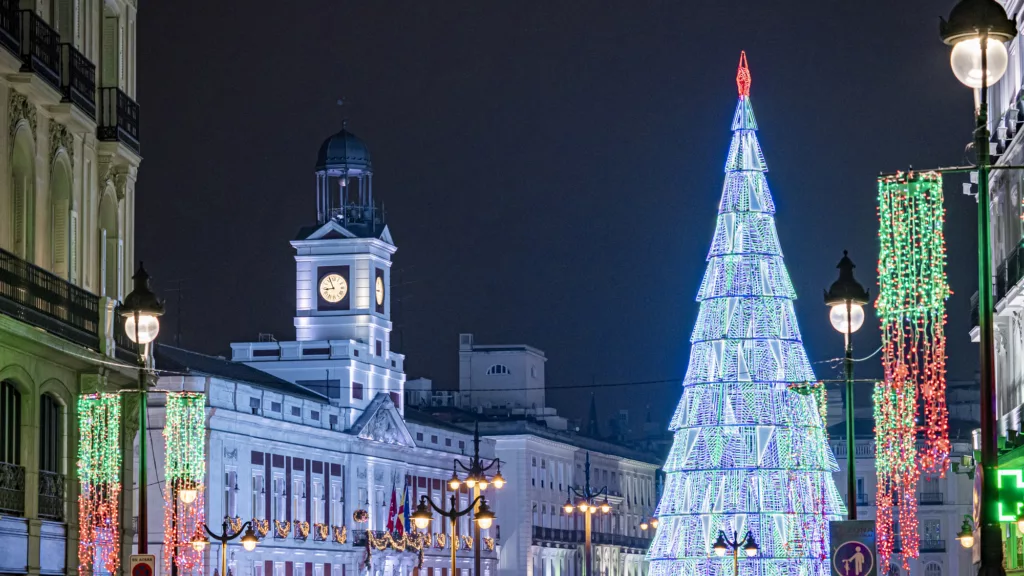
[959,533,975,549]
[713,540,727,557]
[563,500,574,514]
[743,532,759,557]
[412,499,433,530]
[478,480,489,491]
[474,499,496,530]
[650,517,659,529]
[178,487,198,504]
[125,313,161,344]
[829,303,865,334]
[448,470,461,491]
[956,517,975,549]
[492,470,506,489]
[241,527,259,551]
[600,501,611,514]
[465,476,477,489]
[190,528,209,552]
[950,37,1009,88]
[120,263,164,348]
[640,521,649,531]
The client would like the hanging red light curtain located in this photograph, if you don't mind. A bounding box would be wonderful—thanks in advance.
[875,171,950,571]
[78,393,122,575]
[163,392,207,574]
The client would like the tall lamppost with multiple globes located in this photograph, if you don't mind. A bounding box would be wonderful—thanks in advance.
[119,263,164,554]
[191,519,259,576]
[411,494,496,575]
[824,250,870,521]
[940,1,1018,574]
[562,453,611,576]
[713,530,758,576]
[447,423,505,575]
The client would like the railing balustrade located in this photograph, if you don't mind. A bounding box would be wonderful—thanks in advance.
[60,43,95,118]
[17,10,59,90]
[0,461,25,516]
[38,470,65,521]
[98,87,140,154]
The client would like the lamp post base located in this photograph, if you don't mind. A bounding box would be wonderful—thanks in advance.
[978,523,1006,576]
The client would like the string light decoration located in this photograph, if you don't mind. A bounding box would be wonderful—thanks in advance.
[646,52,844,576]
[875,171,950,569]
[77,393,122,576]
[162,392,206,573]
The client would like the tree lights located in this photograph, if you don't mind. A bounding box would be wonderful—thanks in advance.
[163,392,207,573]
[646,52,843,576]
[77,393,122,576]
[875,172,950,570]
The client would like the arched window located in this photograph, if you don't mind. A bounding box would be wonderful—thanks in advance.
[11,129,35,262]
[0,381,20,464]
[38,393,64,521]
[925,563,942,576]
[486,364,510,375]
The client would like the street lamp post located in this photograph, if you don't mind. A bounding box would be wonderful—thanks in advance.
[191,519,259,576]
[119,262,164,554]
[562,453,611,576]
[713,530,758,576]
[447,422,505,575]
[824,250,870,520]
[411,494,496,575]
[941,2,1018,574]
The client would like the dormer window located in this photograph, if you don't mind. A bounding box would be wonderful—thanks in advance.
[486,364,510,375]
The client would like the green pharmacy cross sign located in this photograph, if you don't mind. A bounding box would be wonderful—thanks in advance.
[997,469,1024,522]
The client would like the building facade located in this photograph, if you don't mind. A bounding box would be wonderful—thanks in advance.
[140,127,499,576]
[407,333,660,576]
[0,0,144,574]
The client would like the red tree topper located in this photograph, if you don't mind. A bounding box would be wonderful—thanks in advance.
[736,51,751,97]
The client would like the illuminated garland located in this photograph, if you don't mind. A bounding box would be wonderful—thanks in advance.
[875,172,950,569]
[274,519,292,538]
[77,393,122,576]
[162,393,206,573]
[294,520,310,540]
[647,53,844,576]
[228,516,243,534]
[253,519,270,538]
[315,523,329,541]
[332,525,347,544]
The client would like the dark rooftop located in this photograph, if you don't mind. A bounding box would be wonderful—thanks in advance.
[156,344,327,402]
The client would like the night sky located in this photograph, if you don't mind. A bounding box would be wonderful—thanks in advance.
[136,0,981,432]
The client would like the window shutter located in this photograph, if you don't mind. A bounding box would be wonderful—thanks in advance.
[99,228,107,297]
[101,17,117,87]
[116,238,123,299]
[12,185,24,258]
[52,204,68,277]
[69,210,78,284]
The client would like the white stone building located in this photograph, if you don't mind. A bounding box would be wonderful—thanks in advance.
[0,0,145,573]
[141,127,499,576]
[406,334,661,576]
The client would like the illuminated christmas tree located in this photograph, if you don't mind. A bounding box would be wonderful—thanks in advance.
[646,52,845,576]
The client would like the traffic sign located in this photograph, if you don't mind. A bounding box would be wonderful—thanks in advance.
[830,521,877,576]
[130,554,156,576]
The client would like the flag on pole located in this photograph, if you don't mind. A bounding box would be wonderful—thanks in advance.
[387,482,398,532]
[397,480,411,535]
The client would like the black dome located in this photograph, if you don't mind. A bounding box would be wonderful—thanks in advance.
[315,128,372,172]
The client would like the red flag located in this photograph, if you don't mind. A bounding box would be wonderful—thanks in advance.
[387,483,398,532]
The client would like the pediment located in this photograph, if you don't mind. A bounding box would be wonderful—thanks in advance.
[349,393,415,447]
[305,220,357,241]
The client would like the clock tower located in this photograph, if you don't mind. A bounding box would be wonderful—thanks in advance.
[230,125,405,426]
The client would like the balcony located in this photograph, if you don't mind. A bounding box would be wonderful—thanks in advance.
[17,10,59,91]
[996,243,1024,305]
[0,248,100,351]
[98,87,139,155]
[60,44,95,119]
[37,470,64,521]
[0,0,18,58]
[920,539,946,552]
[919,492,944,505]
[0,462,25,516]
[531,526,651,550]
[856,494,870,506]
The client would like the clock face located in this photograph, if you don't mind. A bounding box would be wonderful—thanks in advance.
[319,273,348,303]
[375,276,385,306]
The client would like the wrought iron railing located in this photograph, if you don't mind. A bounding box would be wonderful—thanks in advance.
[98,87,139,154]
[856,494,870,506]
[0,461,25,516]
[60,44,95,118]
[531,526,650,550]
[919,539,946,552]
[919,492,944,505]
[0,248,100,351]
[0,0,18,57]
[38,470,65,521]
[18,10,59,90]
[996,243,1024,304]
[971,291,980,329]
